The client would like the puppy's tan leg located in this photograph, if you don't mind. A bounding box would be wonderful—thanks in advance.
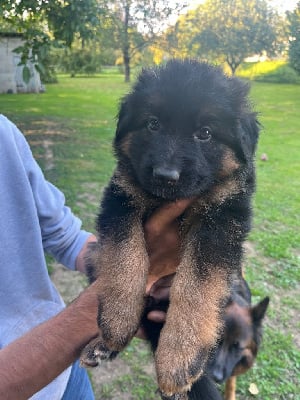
[81,223,149,366]
[155,247,228,397]
[225,376,236,400]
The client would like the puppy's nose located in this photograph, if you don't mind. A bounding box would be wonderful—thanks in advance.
[153,166,180,182]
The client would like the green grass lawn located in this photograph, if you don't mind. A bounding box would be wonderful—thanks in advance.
[0,72,299,399]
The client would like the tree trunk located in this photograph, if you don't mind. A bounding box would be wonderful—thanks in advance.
[123,3,130,82]
[229,63,238,75]
[123,51,130,82]
[226,55,241,75]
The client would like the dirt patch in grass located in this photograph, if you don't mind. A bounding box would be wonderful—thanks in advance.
[19,118,72,173]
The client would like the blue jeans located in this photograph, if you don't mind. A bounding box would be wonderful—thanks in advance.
[61,361,95,400]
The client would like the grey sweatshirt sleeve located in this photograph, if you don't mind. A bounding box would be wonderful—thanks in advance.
[2,115,91,270]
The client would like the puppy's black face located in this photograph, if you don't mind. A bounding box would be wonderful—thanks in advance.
[115,59,258,200]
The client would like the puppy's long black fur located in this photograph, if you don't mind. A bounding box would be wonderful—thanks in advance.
[80,59,260,399]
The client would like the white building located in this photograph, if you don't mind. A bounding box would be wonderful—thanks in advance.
[0,33,43,94]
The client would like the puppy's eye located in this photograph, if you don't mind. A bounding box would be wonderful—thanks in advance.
[193,127,212,142]
[147,117,160,132]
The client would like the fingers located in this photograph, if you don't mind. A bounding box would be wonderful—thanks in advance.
[147,310,166,323]
[149,273,175,300]
[144,198,193,237]
[135,327,147,340]
[135,311,167,340]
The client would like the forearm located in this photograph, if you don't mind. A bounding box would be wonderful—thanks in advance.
[0,284,99,400]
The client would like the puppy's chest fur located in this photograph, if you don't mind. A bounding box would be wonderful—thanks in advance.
[110,164,249,235]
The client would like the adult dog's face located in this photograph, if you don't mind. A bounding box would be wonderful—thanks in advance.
[115,60,258,200]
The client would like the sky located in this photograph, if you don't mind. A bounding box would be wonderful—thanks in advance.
[186,0,298,12]
[267,0,298,12]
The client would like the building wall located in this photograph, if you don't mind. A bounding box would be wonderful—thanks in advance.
[0,36,42,94]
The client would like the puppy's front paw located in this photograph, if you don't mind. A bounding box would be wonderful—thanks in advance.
[80,336,118,368]
[159,390,188,400]
[156,336,208,396]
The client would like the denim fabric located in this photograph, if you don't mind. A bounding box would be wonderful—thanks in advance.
[61,361,95,400]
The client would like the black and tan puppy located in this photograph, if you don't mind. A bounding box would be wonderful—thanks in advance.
[209,277,269,400]
[80,59,260,399]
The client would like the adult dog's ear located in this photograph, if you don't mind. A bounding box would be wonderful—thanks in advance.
[238,113,260,163]
[251,296,270,325]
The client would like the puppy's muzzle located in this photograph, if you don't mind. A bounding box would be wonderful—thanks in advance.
[153,166,180,182]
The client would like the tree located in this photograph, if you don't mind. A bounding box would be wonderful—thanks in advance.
[1,0,100,46]
[183,0,281,74]
[287,2,300,74]
[97,1,186,82]
[153,9,206,63]
[1,0,101,81]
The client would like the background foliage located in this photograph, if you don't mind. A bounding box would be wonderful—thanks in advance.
[287,1,300,74]
[1,0,300,81]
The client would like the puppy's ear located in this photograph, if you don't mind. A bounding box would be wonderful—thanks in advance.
[114,67,156,147]
[115,99,131,144]
[238,113,260,163]
[251,296,270,325]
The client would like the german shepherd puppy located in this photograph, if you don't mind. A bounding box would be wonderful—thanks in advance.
[80,59,260,399]
[208,277,269,400]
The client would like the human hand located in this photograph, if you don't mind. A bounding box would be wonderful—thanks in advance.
[135,273,175,339]
[144,199,193,293]
[136,199,193,339]
[147,273,176,321]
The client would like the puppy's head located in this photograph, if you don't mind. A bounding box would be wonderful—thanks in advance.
[209,296,269,383]
[115,59,259,200]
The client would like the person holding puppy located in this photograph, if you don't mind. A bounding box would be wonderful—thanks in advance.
[0,115,190,400]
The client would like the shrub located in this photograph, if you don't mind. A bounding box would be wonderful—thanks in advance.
[287,4,300,75]
[255,64,300,84]
[59,48,102,77]
[237,61,300,84]
[289,39,300,75]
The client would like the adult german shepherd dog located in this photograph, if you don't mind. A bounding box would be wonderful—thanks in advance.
[209,277,269,400]
[80,59,260,399]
